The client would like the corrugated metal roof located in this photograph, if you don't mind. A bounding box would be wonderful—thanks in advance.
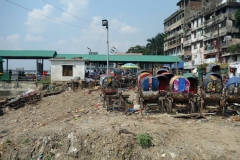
[0,50,57,59]
[56,54,183,63]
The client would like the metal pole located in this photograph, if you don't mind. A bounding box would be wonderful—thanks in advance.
[6,59,8,73]
[217,24,220,62]
[36,59,38,83]
[107,26,109,75]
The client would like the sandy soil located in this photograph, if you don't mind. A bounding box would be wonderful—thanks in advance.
[0,88,240,160]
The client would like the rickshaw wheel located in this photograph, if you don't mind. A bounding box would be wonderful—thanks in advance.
[197,101,203,116]
[101,95,106,108]
[165,98,172,114]
[161,100,165,113]
[113,99,127,113]
[221,100,226,117]
[190,101,195,114]
[106,97,110,112]
[140,100,144,116]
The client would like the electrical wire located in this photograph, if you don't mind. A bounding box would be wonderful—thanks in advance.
[5,0,99,30]
[42,0,100,25]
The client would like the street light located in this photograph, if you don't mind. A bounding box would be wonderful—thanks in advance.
[87,47,91,54]
[102,19,109,75]
[112,46,118,52]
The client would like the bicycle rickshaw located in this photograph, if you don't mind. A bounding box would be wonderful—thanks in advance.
[100,75,130,113]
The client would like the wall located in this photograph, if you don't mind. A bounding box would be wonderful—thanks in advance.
[50,60,85,82]
[0,81,37,98]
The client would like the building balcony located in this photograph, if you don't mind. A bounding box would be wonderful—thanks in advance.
[222,52,240,57]
[165,29,183,40]
[191,22,204,32]
[183,39,191,47]
[164,19,184,33]
[164,42,182,51]
[204,48,218,55]
[203,1,240,15]
[221,38,240,49]
[204,12,235,27]
[204,58,217,63]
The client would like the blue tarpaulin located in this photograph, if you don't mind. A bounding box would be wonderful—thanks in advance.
[164,62,184,69]
[179,78,185,92]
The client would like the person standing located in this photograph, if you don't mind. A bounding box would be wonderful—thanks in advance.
[9,70,12,80]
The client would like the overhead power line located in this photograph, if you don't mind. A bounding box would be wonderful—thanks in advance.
[42,0,98,25]
[5,0,99,29]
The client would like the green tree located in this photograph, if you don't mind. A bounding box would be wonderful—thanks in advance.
[227,43,240,53]
[235,9,240,32]
[126,45,148,54]
[126,32,166,55]
[146,33,166,55]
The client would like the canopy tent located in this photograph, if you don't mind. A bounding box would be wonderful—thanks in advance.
[121,63,140,69]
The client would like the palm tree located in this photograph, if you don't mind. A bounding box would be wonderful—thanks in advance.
[146,33,166,55]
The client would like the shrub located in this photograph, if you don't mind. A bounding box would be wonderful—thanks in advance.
[136,133,153,148]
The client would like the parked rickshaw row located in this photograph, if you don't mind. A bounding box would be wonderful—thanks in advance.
[99,64,240,117]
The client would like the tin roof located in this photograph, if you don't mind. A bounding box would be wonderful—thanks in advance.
[56,54,183,63]
[0,50,57,59]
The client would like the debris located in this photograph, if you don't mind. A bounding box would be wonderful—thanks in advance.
[233,116,240,121]
[169,152,176,159]
[160,153,165,158]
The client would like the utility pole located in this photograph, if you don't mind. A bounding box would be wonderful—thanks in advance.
[217,24,220,62]
[102,19,109,75]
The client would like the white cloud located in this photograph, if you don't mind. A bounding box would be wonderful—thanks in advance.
[111,19,140,33]
[6,34,20,43]
[25,4,55,33]
[25,34,45,42]
[59,0,88,22]
[119,25,140,33]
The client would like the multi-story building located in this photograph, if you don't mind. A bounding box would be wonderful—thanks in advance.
[203,0,240,64]
[164,0,240,71]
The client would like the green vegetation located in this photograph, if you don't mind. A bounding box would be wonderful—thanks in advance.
[24,138,29,143]
[58,141,63,147]
[136,133,153,148]
[1,129,9,134]
[227,44,240,53]
[126,33,166,55]
[4,138,11,143]
[126,45,149,55]
[235,9,240,33]
[197,63,229,70]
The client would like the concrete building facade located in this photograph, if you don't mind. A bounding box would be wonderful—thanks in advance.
[49,58,87,82]
[164,0,240,71]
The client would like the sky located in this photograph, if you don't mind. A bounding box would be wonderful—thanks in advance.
[0,0,179,70]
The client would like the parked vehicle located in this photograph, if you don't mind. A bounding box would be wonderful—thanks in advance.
[136,70,161,115]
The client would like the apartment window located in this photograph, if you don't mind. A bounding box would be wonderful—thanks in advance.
[63,65,73,76]
[200,42,203,48]
[194,43,197,49]
[194,32,197,38]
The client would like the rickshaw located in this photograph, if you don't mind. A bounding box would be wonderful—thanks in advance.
[183,73,199,113]
[198,64,223,116]
[165,75,194,114]
[100,75,130,113]
[156,74,170,113]
[222,77,240,115]
[135,70,160,115]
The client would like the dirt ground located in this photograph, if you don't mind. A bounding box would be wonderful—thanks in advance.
[0,87,240,160]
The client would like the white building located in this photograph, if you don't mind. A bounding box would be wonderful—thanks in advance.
[49,57,88,82]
